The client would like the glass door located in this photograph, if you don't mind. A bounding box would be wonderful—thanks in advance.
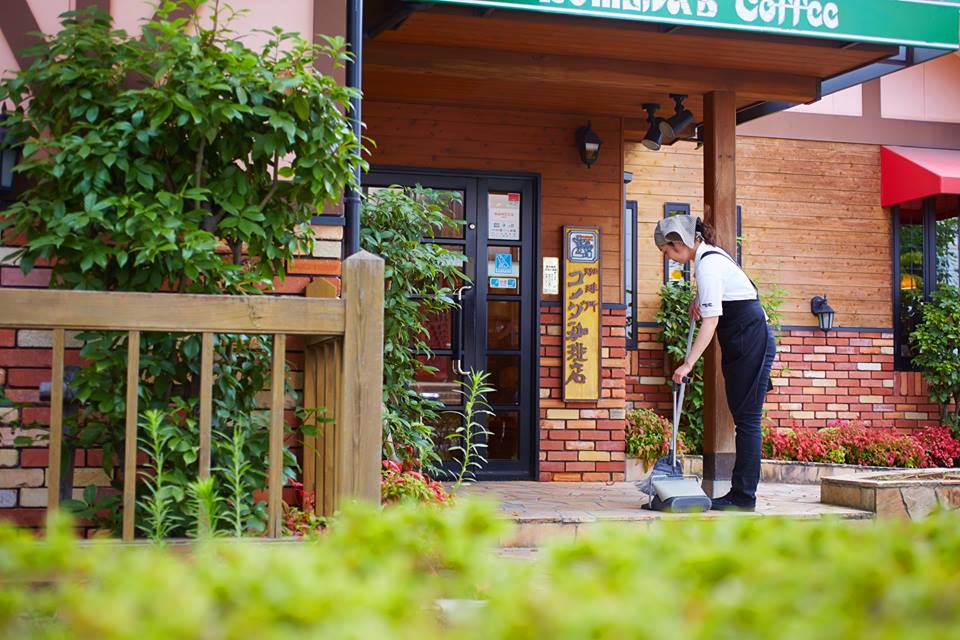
[365,171,537,480]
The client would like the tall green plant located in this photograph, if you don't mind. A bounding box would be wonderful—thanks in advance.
[134,410,180,542]
[910,284,960,434]
[446,370,495,489]
[0,3,361,535]
[656,282,704,451]
[360,187,468,468]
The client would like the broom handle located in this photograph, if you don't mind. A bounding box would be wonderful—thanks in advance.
[672,319,696,468]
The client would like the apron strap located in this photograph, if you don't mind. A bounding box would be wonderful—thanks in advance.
[700,250,759,299]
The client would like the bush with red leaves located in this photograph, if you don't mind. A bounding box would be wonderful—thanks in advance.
[381,458,450,505]
[763,420,960,468]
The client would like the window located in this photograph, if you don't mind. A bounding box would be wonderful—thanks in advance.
[893,195,960,370]
[624,200,638,349]
[663,202,691,284]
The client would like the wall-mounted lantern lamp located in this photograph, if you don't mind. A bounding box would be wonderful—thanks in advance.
[641,103,663,151]
[811,295,835,332]
[575,121,602,168]
[660,94,694,140]
[0,106,19,193]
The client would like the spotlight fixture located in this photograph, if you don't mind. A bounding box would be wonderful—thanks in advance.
[641,103,663,151]
[575,120,603,168]
[810,295,835,332]
[660,93,694,140]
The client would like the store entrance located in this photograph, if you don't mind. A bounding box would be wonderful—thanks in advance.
[364,170,538,480]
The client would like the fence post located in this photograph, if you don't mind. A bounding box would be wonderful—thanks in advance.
[337,250,384,507]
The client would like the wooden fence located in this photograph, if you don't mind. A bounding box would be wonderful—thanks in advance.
[0,251,384,539]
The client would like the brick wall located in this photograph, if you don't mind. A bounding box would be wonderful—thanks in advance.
[766,329,941,429]
[625,327,944,430]
[538,305,628,482]
[0,226,342,528]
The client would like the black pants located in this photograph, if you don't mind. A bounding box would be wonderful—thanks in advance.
[715,299,777,500]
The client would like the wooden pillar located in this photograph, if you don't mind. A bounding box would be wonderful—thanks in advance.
[702,91,737,498]
[337,251,385,507]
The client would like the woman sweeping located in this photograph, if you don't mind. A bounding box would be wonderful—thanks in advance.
[654,212,776,511]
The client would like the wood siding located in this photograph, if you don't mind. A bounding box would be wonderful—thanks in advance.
[364,101,624,302]
[626,136,891,328]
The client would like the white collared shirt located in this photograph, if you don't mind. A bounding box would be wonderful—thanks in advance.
[694,242,757,318]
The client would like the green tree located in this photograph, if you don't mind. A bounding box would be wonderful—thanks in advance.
[910,284,960,434]
[0,2,361,534]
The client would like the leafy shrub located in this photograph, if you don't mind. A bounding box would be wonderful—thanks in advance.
[912,426,960,468]
[909,284,960,434]
[624,408,683,470]
[2,503,960,639]
[282,482,326,537]
[360,187,467,468]
[0,4,360,536]
[763,420,960,468]
[381,459,450,505]
[656,282,703,451]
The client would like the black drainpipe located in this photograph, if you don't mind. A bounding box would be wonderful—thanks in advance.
[344,0,363,257]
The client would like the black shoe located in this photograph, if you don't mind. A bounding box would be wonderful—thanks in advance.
[710,492,756,512]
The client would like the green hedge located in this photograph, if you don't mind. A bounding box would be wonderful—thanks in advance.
[1,502,959,639]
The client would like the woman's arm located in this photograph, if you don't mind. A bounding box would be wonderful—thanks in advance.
[671,315,719,384]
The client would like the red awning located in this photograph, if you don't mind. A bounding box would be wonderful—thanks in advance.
[881,146,960,208]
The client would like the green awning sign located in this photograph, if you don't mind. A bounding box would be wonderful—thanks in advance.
[420,0,960,49]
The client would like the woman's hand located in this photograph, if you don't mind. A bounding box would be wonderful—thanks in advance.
[672,361,693,385]
[688,298,701,321]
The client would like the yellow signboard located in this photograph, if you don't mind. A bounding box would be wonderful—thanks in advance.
[563,226,601,402]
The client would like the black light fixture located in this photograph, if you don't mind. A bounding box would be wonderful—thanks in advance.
[641,103,663,151]
[660,93,694,140]
[0,105,19,194]
[811,295,835,332]
[575,121,602,168]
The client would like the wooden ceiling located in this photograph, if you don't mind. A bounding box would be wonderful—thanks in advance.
[363,5,897,137]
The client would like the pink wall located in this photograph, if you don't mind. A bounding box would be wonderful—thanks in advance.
[881,52,960,124]
[2,0,316,79]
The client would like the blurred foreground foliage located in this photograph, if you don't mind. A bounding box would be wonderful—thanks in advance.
[1,501,959,639]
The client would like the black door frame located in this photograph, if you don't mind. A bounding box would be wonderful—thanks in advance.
[365,166,542,481]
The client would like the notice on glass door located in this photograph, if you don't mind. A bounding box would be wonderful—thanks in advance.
[489,192,521,241]
[563,226,601,402]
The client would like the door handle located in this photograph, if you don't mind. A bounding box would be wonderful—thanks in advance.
[452,284,473,376]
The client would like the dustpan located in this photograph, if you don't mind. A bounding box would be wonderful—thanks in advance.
[641,319,711,513]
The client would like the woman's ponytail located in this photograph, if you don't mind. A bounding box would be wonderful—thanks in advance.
[696,218,717,245]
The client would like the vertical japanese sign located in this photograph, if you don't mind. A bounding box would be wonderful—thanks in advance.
[563,226,601,401]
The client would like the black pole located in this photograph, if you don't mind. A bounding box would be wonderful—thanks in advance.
[344,0,363,257]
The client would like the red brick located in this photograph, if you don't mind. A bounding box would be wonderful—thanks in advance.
[0,330,14,348]
[1,268,51,287]
[288,259,341,276]
[0,508,47,527]
[564,462,596,472]
[6,368,51,388]
[20,448,85,467]
[0,349,51,368]
[582,472,611,481]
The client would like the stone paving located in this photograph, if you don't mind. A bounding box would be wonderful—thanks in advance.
[455,481,872,547]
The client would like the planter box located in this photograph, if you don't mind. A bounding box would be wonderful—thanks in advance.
[624,458,655,483]
[821,470,960,519]
[680,456,899,485]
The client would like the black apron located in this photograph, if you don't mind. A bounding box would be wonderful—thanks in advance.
[700,251,775,419]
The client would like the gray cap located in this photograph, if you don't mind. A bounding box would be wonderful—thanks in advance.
[654,214,700,249]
